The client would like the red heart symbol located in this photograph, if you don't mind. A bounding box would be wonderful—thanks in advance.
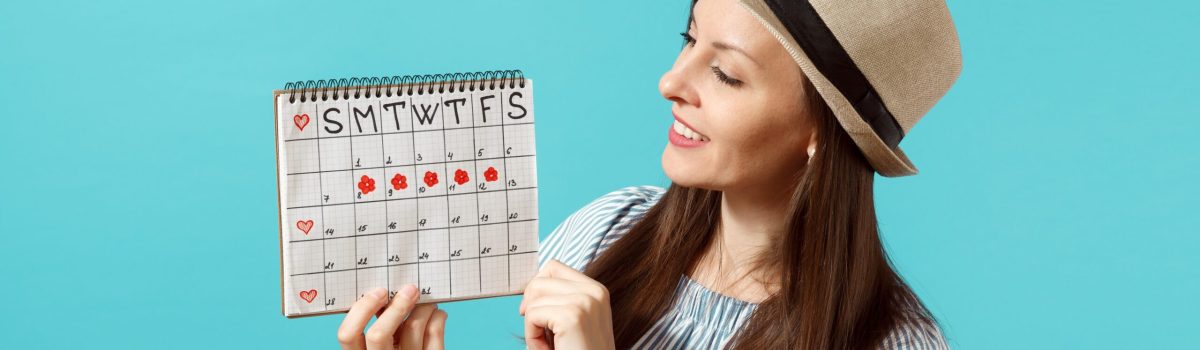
[294,114,310,131]
[484,166,499,182]
[391,173,408,190]
[299,289,318,303]
[423,171,439,187]
[296,220,314,235]
[454,169,470,185]
[358,175,376,195]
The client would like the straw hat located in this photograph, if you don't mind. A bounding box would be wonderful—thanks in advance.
[738,0,963,177]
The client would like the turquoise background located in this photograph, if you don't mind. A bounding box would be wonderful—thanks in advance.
[1,0,1196,348]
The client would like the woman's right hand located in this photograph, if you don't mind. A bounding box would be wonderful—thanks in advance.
[336,284,448,350]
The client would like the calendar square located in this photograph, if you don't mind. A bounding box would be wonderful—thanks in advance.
[318,136,352,172]
[386,198,418,232]
[379,97,412,134]
[321,204,355,238]
[324,237,355,273]
[387,231,419,265]
[479,256,509,294]
[287,206,322,242]
[348,101,383,136]
[281,102,318,141]
[445,160,477,195]
[287,273,324,315]
[383,165,416,200]
[414,163,447,197]
[355,234,387,268]
[352,168,385,203]
[503,124,536,157]
[286,139,320,174]
[412,130,446,164]
[450,260,481,296]
[289,240,324,274]
[324,270,356,309]
[418,228,449,262]
[472,126,504,160]
[418,262,451,300]
[382,133,415,166]
[444,128,475,164]
[447,192,479,227]
[449,226,479,260]
[350,134,384,169]
[356,266,388,299]
[286,173,322,208]
[320,171,354,205]
[473,158,506,192]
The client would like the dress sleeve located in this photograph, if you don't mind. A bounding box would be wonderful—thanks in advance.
[877,314,952,350]
[537,185,665,272]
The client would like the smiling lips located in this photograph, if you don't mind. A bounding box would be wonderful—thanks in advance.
[669,117,710,148]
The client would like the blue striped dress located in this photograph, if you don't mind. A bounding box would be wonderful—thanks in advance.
[537,185,951,349]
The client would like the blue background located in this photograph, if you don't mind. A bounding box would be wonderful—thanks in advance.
[1,0,1196,348]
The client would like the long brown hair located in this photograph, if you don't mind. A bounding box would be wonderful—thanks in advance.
[583,12,940,347]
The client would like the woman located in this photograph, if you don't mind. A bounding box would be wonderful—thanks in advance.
[336,0,963,348]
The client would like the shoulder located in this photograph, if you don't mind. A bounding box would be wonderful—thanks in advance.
[537,185,666,272]
[877,301,951,350]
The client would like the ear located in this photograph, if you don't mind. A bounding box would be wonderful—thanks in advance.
[806,129,818,158]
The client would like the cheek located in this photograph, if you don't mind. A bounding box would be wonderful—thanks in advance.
[711,104,809,172]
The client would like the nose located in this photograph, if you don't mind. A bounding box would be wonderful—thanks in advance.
[659,55,700,108]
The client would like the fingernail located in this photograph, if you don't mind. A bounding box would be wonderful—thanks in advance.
[400,284,417,299]
[370,287,387,299]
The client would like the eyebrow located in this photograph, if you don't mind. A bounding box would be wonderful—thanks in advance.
[712,41,761,68]
[688,18,763,68]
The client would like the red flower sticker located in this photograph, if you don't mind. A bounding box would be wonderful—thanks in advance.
[423,171,439,187]
[357,175,376,195]
[454,169,470,185]
[484,166,499,182]
[390,173,408,190]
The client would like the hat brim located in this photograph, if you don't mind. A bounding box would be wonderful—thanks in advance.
[739,0,918,177]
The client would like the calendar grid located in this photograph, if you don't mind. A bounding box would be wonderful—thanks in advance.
[281,122,532,142]
[408,95,421,299]
[471,92,483,292]
[500,92,512,286]
[378,100,391,300]
[283,154,535,176]
[347,101,358,308]
[287,218,538,243]
[290,251,537,276]
[315,102,328,310]
[278,78,537,317]
[439,96,452,296]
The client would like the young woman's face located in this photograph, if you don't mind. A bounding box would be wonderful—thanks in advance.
[660,0,816,193]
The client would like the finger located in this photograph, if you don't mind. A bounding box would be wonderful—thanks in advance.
[525,305,579,350]
[524,293,592,312]
[364,284,419,350]
[521,276,574,314]
[523,309,551,350]
[338,287,390,350]
[538,259,593,283]
[520,276,601,315]
[399,303,439,350]
[422,309,448,350]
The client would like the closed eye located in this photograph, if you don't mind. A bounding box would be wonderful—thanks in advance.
[710,66,743,87]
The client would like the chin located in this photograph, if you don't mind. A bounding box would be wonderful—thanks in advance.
[661,146,715,189]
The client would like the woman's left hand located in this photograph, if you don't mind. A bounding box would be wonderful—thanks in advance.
[519,259,616,350]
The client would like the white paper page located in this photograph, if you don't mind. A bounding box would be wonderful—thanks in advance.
[276,80,538,317]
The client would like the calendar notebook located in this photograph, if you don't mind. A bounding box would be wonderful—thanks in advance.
[274,70,539,318]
